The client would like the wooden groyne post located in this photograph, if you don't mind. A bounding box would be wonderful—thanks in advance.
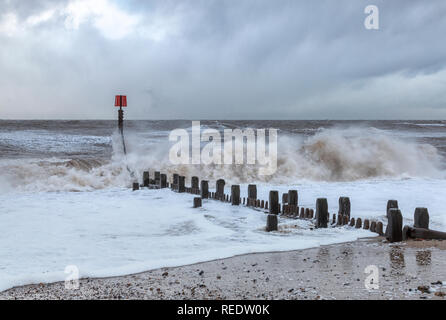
[269,191,279,215]
[315,198,328,228]
[200,180,209,199]
[363,219,370,230]
[154,171,161,186]
[266,214,278,232]
[414,207,429,229]
[386,208,403,242]
[338,197,351,218]
[282,193,288,205]
[178,176,185,193]
[385,200,399,236]
[376,222,384,235]
[402,208,446,240]
[160,174,167,188]
[248,184,257,206]
[143,171,150,187]
[216,179,225,200]
[404,227,446,240]
[193,197,202,208]
[231,185,240,205]
[191,176,199,194]
[172,174,179,191]
[288,190,298,215]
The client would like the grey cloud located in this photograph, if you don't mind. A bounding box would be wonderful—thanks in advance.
[0,0,445,119]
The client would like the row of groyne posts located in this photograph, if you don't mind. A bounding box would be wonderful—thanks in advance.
[132,172,446,243]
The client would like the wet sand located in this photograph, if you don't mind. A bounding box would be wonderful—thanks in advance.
[1,238,445,300]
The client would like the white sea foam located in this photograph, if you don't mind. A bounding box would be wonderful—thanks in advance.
[0,178,445,292]
[0,127,443,192]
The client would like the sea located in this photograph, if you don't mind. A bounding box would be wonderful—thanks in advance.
[0,120,445,291]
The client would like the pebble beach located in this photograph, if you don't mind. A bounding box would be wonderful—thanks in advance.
[2,238,445,300]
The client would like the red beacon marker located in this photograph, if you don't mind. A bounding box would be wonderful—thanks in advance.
[115,95,127,108]
[115,95,127,134]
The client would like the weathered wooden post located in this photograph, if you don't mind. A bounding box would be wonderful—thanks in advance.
[248,184,257,206]
[386,208,403,243]
[349,217,355,227]
[355,218,362,229]
[299,207,304,219]
[172,174,179,191]
[280,204,286,216]
[178,176,186,193]
[216,179,225,200]
[315,198,328,228]
[191,176,199,193]
[332,214,337,225]
[294,206,299,217]
[265,201,268,210]
[132,182,139,191]
[193,197,202,208]
[287,190,298,216]
[405,227,446,240]
[154,171,161,186]
[363,219,370,230]
[200,180,209,199]
[231,185,240,205]
[261,200,264,209]
[338,197,351,218]
[269,191,279,215]
[370,221,377,233]
[282,193,288,205]
[387,200,398,213]
[402,225,411,241]
[414,208,429,229]
[337,214,343,226]
[160,174,167,188]
[266,214,278,232]
[305,208,310,219]
[385,200,399,236]
[143,171,150,187]
[376,222,384,235]
[288,190,298,206]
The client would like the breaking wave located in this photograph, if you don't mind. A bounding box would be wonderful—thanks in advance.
[0,127,444,192]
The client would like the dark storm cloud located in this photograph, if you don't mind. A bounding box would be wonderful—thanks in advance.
[0,0,445,119]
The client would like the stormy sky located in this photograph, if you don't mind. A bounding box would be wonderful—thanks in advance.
[0,0,445,120]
